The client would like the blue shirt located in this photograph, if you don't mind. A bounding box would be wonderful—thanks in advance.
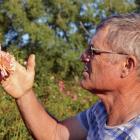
[77,101,140,140]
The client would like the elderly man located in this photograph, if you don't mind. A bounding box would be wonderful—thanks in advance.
[1,13,140,140]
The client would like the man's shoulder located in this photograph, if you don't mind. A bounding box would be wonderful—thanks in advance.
[77,100,107,130]
[87,100,107,125]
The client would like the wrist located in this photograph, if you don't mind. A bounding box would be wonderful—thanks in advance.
[16,88,33,100]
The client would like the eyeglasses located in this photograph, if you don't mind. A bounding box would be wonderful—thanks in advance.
[89,44,129,56]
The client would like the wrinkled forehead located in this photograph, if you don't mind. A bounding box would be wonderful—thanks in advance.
[89,26,110,50]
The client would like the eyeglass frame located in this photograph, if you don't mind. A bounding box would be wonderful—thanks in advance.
[89,44,129,56]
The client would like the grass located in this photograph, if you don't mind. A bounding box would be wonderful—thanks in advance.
[0,77,98,139]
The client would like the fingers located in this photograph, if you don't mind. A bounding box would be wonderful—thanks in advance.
[27,54,35,72]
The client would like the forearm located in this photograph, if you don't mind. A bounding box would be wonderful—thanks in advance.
[1,54,70,139]
[16,89,61,140]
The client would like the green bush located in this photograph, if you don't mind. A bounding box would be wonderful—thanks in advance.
[0,75,98,139]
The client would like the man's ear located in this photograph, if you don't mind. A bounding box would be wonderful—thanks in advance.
[121,56,137,78]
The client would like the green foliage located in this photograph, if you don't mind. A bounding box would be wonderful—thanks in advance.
[0,0,138,139]
[0,0,136,78]
[104,0,136,14]
[135,0,140,13]
[0,77,98,139]
[0,88,32,140]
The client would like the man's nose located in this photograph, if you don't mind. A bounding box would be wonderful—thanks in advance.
[80,51,90,63]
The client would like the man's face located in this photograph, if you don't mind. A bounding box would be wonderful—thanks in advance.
[80,29,122,93]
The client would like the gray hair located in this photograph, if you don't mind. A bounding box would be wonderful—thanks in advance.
[97,13,140,62]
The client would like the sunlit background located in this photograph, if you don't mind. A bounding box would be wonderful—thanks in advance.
[0,0,139,139]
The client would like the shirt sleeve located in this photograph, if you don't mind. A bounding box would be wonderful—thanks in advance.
[76,101,105,132]
[76,101,100,131]
[76,109,89,131]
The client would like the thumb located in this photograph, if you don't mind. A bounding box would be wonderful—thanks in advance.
[27,54,35,72]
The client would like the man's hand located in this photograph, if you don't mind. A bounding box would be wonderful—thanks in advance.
[1,54,35,99]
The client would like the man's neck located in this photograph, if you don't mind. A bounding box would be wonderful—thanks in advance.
[106,97,140,126]
[97,86,140,126]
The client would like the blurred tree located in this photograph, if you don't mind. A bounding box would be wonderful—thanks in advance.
[135,0,140,12]
[104,0,136,14]
[0,0,136,80]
